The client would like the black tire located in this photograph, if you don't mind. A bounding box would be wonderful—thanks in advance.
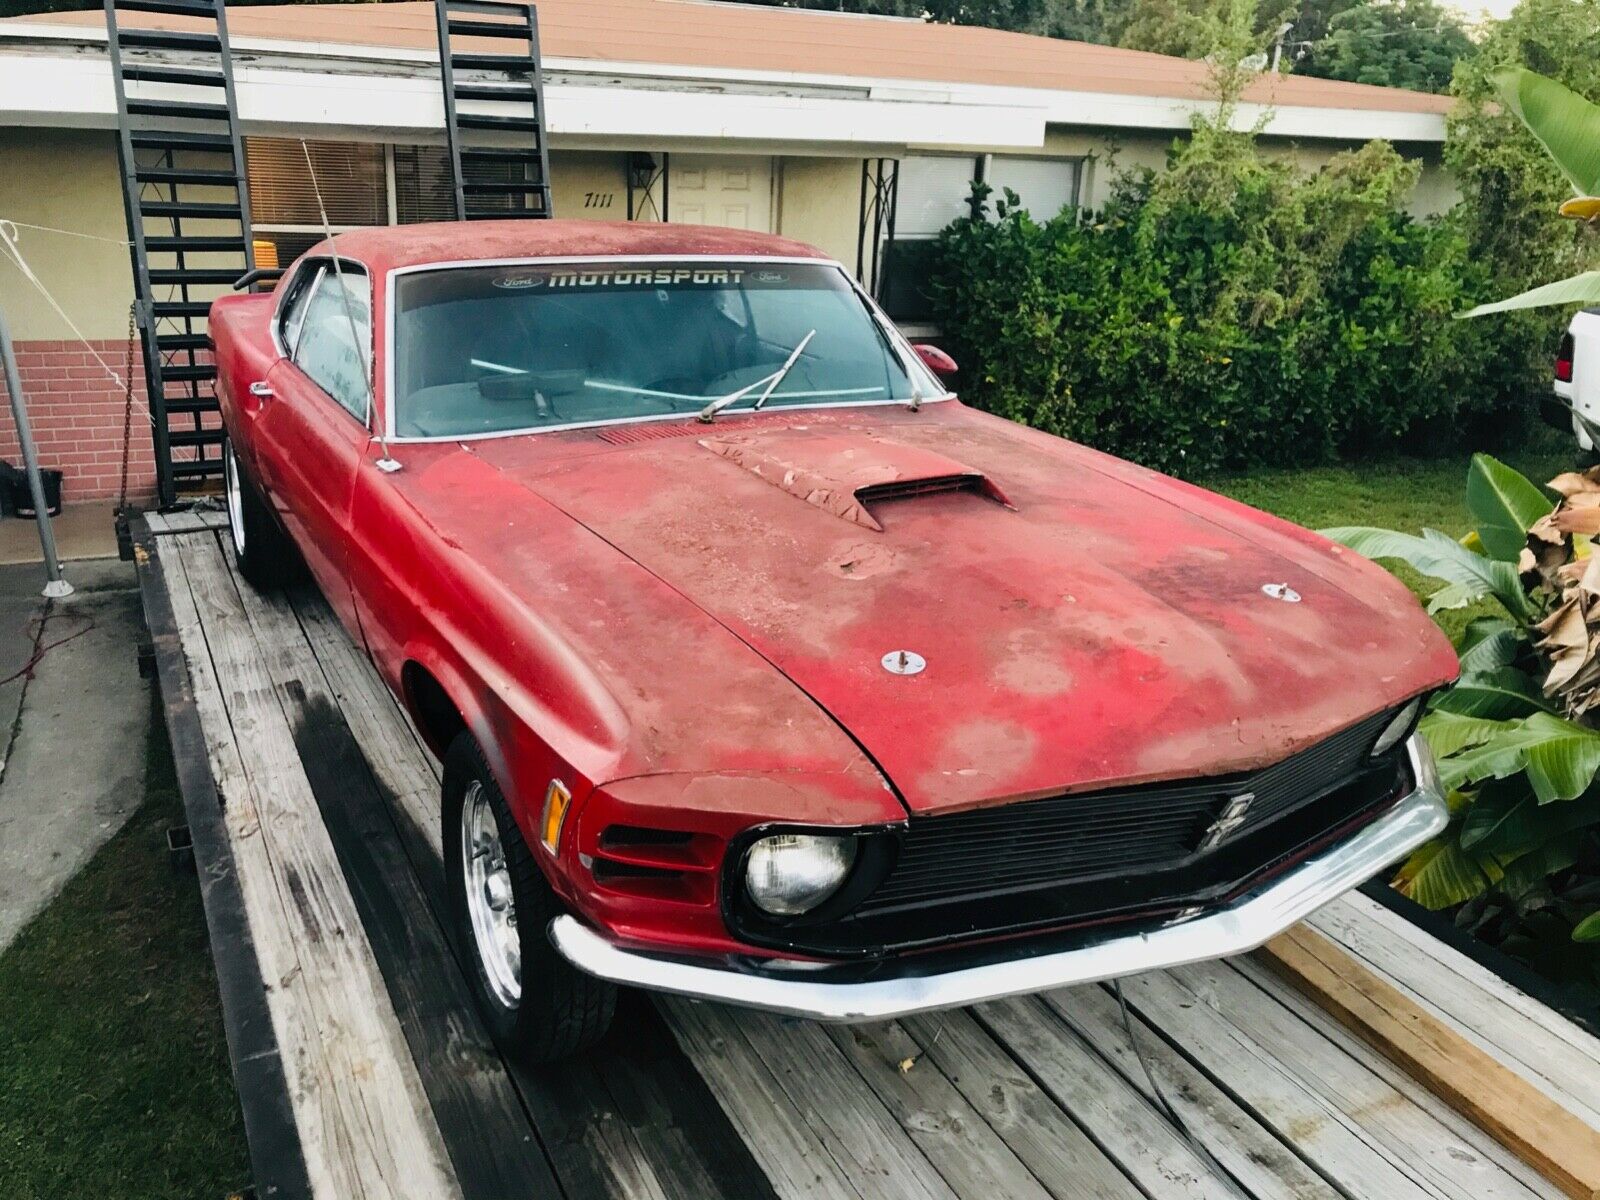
[223,437,297,590]
[442,730,616,1063]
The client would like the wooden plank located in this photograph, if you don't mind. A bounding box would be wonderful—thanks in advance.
[1261,924,1600,1200]
[156,508,227,534]
[1151,958,1551,1200]
[664,999,964,1200]
[1227,955,1565,1199]
[971,996,1228,1200]
[289,586,443,846]
[166,533,461,1200]
[1042,985,1341,1200]
[223,570,570,1200]
[1311,896,1600,1127]
[821,1020,1056,1200]
[283,583,781,1200]
[661,998,874,1200]
[134,523,315,1200]
[896,1009,1142,1200]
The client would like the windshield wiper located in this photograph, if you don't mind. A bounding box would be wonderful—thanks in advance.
[698,330,817,423]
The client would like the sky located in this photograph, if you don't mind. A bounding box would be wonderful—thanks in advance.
[1447,0,1521,18]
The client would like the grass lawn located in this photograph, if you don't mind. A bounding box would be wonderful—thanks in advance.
[1204,446,1575,641]
[1203,446,1574,540]
[0,698,249,1200]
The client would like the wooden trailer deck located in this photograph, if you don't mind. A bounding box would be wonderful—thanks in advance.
[135,510,1600,1200]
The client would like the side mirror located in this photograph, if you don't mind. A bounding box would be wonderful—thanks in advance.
[912,343,958,387]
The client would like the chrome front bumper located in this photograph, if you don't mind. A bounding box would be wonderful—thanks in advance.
[549,735,1447,1022]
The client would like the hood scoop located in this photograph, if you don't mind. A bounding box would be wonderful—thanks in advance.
[700,428,1012,531]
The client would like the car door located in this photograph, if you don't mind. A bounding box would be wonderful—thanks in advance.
[258,260,374,631]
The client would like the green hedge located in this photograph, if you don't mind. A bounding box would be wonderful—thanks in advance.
[922,135,1524,477]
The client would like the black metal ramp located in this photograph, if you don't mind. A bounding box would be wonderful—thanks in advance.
[105,0,255,505]
[435,0,555,221]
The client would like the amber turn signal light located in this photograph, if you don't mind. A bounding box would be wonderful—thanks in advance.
[541,779,572,854]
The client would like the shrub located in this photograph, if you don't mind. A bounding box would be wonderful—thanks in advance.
[1327,455,1600,996]
[923,134,1504,476]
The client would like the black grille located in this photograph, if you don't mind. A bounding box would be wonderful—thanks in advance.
[727,705,1411,957]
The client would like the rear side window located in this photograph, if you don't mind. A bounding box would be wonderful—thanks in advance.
[293,265,372,423]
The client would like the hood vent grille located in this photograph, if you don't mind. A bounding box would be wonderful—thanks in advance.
[856,474,1014,521]
[857,474,989,505]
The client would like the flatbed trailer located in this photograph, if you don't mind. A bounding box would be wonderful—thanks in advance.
[134,508,1600,1200]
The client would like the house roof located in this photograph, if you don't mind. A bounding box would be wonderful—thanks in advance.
[21,0,1454,118]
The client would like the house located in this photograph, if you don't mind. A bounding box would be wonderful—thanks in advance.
[0,0,1454,502]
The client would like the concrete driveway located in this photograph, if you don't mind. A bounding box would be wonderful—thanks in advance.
[0,556,148,954]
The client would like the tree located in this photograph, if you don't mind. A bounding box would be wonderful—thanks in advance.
[1307,0,1474,93]
[1044,0,1136,44]
[1445,0,1600,414]
[739,0,1059,30]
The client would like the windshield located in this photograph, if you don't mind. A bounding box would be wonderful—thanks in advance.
[391,260,921,438]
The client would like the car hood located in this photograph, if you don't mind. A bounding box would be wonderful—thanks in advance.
[470,404,1457,815]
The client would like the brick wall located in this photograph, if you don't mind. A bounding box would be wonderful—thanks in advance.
[0,339,158,505]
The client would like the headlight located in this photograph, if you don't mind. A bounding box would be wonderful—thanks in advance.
[744,833,857,916]
[1371,698,1422,758]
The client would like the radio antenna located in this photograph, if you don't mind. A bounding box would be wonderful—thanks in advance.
[301,140,400,473]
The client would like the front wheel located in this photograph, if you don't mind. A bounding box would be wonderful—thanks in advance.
[442,731,616,1063]
[223,437,296,589]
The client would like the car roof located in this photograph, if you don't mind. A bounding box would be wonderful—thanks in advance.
[309,219,833,274]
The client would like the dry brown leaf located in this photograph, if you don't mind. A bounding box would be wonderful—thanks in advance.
[1553,507,1600,536]
[1547,468,1600,497]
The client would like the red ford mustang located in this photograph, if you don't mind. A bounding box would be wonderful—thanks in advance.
[210,220,1455,1063]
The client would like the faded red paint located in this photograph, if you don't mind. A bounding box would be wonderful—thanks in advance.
[210,220,1458,962]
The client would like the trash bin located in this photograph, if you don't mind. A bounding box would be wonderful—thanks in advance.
[0,460,63,517]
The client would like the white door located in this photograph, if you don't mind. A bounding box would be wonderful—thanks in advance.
[671,155,774,232]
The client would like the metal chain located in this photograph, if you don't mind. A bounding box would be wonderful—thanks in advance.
[117,301,137,513]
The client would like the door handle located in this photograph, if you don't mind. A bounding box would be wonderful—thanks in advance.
[249,380,274,399]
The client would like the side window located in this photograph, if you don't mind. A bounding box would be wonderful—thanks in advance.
[292,265,372,423]
[275,263,322,357]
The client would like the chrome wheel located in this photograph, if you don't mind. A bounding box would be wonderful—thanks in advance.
[223,441,246,559]
[461,780,521,1008]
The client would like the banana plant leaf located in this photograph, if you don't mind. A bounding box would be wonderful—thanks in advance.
[1523,712,1600,801]
[1575,911,1600,942]
[1320,526,1534,620]
[1496,837,1580,900]
[1420,709,1514,758]
[1459,270,1600,318]
[1490,66,1600,199]
[1459,780,1600,854]
[1465,453,1553,561]
[1394,833,1505,909]
[1441,711,1600,802]
[1430,666,1552,720]
[1456,623,1527,675]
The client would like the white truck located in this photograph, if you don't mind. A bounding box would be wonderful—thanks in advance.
[1555,308,1600,456]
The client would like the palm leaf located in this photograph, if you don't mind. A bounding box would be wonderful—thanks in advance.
[1459,271,1600,318]
[1319,526,1533,619]
[1489,66,1600,198]
[1464,453,1553,561]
